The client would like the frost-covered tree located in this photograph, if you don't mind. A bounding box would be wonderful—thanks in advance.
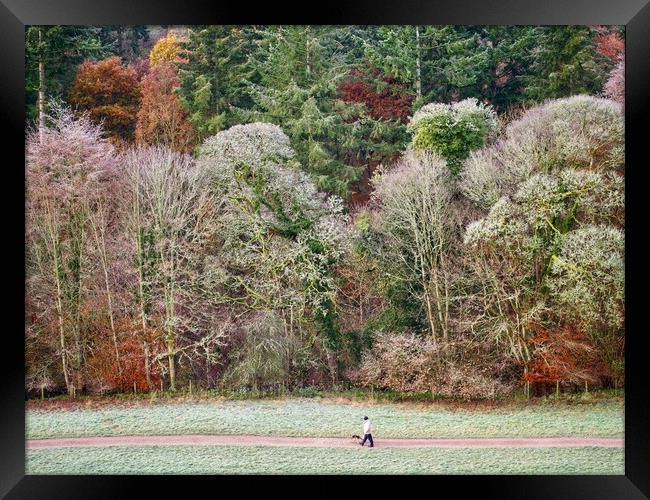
[547,225,624,381]
[26,105,118,395]
[367,151,455,341]
[198,123,349,380]
[122,146,218,390]
[461,96,624,388]
[461,95,624,209]
[604,56,625,105]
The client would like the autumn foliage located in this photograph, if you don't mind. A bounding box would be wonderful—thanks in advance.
[86,317,164,393]
[70,57,140,144]
[149,32,184,67]
[339,68,414,123]
[135,62,197,153]
[594,31,625,62]
[524,323,611,387]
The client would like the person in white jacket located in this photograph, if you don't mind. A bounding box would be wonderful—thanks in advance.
[360,416,374,447]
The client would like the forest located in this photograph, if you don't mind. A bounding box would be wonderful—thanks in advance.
[25,25,625,399]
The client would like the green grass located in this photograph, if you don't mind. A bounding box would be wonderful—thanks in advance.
[26,445,624,475]
[27,398,624,440]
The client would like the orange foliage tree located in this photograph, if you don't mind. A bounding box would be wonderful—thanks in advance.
[86,316,164,393]
[135,62,197,153]
[70,56,140,144]
[524,323,611,392]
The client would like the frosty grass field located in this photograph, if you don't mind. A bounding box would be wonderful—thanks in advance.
[26,398,624,474]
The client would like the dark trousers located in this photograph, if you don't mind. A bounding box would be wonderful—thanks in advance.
[361,433,374,447]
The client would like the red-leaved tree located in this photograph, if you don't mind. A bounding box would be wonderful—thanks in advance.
[339,67,414,124]
[594,30,625,63]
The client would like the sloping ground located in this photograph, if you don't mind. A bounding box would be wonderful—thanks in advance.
[26,398,624,440]
[27,434,624,449]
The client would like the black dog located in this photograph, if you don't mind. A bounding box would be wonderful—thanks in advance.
[351,434,361,440]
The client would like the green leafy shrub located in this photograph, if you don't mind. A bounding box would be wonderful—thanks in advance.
[408,98,497,175]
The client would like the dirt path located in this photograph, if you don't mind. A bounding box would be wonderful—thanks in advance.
[27,435,624,449]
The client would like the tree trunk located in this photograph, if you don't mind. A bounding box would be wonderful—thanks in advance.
[305,29,311,77]
[524,365,530,400]
[431,268,447,342]
[143,341,152,389]
[424,289,437,345]
[53,246,72,396]
[38,29,45,144]
[415,26,422,100]
[167,338,176,391]
[205,346,211,389]
[92,212,121,374]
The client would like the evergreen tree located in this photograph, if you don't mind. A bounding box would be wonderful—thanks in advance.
[362,26,422,104]
[238,26,362,199]
[25,26,109,129]
[425,26,537,109]
[524,26,608,101]
[364,26,537,111]
[177,26,259,140]
[99,26,150,62]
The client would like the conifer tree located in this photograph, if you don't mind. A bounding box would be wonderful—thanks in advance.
[239,26,362,199]
[25,26,109,133]
[524,26,608,101]
[177,26,258,139]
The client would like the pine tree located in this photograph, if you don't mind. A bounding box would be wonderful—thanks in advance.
[239,26,362,199]
[25,26,109,131]
[99,26,150,63]
[177,26,258,140]
[524,26,608,101]
[364,26,537,111]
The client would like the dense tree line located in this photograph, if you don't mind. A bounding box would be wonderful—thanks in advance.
[25,25,624,398]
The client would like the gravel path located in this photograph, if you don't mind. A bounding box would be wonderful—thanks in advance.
[27,435,624,449]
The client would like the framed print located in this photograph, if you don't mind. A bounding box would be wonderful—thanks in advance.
[1,0,649,497]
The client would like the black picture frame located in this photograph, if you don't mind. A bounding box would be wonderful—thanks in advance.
[2,1,648,497]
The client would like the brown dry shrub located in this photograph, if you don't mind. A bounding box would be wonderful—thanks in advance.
[354,332,513,400]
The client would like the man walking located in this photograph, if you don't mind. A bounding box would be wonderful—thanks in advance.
[360,416,374,447]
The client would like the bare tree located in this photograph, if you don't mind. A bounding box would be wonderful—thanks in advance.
[26,105,117,395]
[371,151,454,342]
[122,146,217,390]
